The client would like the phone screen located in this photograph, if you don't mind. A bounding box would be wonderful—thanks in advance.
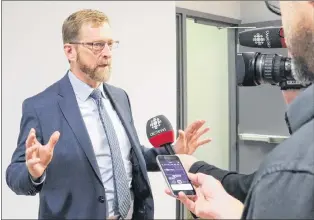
[157,155,195,196]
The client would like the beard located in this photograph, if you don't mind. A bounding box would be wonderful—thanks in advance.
[288,27,314,84]
[77,53,112,82]
[291,56,314,85]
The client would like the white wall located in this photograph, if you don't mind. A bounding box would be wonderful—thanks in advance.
[176,1,241,20]
[2,1,176,219]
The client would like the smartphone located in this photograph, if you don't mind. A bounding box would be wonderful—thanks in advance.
[156,155,196,197]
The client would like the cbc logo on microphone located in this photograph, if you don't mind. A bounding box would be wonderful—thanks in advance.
[253,33,265,46]
[150,117,162,130]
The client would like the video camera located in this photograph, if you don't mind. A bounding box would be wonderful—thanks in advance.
[237,26,310,90]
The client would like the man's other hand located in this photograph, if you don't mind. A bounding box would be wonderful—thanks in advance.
[25,128,60,179]
[174,120,211,155]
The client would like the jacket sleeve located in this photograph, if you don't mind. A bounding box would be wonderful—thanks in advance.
[140,145,170,171]
[6,99,44,195]
[189,161,255,203]
[242,171,314,219]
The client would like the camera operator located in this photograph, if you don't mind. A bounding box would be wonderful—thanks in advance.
[172,84,301,212]
[166,1,314,219]
[173,51,303,208]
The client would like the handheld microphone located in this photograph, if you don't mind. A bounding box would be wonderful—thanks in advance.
[239,26,286,48]
[146,115,175,155]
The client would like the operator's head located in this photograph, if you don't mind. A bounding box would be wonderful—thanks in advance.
[62,9,119,83]
[280,1,314,84]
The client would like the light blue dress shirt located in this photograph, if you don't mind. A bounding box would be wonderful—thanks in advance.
[68,71,133,216]
[31,71,133,217]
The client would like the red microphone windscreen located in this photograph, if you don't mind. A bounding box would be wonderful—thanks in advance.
[279,28,287,48]
[146,115,175,148]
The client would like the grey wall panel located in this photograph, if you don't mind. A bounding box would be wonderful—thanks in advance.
[237,20,291,174]
[238,140,277,174]
[238,20,289,136]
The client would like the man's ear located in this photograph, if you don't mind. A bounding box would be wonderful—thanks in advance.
[64,44,77,62]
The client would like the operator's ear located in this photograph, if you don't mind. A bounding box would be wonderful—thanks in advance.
[308,1,314,7]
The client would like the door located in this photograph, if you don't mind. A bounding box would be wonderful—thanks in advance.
[176,8,239,219]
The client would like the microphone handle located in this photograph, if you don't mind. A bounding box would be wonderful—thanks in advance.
[165,144,175,155]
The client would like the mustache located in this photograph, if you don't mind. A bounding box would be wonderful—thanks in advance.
[97,61,111,66]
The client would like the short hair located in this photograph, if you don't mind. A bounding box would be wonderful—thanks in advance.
[62,9,109,44]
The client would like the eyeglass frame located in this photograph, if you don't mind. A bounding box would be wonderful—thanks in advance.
[69,40,120,53]
[264,1,284,39]
[265,1,281,16]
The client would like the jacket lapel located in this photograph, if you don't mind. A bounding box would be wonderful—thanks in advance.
[57,74,103,186]
[103,84,151,186]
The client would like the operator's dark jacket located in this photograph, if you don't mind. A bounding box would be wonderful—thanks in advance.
[190,84,314,219]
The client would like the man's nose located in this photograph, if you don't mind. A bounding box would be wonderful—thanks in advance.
[100,44,112,58]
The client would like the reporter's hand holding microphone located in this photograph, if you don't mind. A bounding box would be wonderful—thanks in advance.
[25,128,60,180]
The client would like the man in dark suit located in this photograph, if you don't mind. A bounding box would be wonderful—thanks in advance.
[5,9,211,220]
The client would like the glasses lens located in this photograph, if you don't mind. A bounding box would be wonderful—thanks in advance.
[111,41,119,49]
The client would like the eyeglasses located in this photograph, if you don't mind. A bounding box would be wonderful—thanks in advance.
[69,41,119,53]
[265,1,281,16]
[264,1,283,40]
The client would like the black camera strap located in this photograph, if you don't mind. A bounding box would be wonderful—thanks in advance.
[279,80,312,90]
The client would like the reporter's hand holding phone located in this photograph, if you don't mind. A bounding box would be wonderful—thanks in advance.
[26,128,60,179]
[166,173,244,219]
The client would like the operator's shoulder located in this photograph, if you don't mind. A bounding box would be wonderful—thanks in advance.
[243,162,314,219]
[256,119,314,178]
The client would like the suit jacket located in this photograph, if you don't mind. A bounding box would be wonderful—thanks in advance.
[6,73,169,219]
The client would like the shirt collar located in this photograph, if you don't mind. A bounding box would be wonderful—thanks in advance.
[68,70,107,102]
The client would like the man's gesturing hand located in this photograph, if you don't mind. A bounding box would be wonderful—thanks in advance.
[25,128,60,179]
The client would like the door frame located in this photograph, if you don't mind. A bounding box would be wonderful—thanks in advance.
[176,7,241,219]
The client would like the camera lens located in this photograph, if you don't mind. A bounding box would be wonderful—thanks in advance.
[237,52,293,86]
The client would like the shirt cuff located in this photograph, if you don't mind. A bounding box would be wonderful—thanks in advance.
[29,171,46,185]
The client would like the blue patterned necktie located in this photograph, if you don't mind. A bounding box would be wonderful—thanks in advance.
[90,88,131,219]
